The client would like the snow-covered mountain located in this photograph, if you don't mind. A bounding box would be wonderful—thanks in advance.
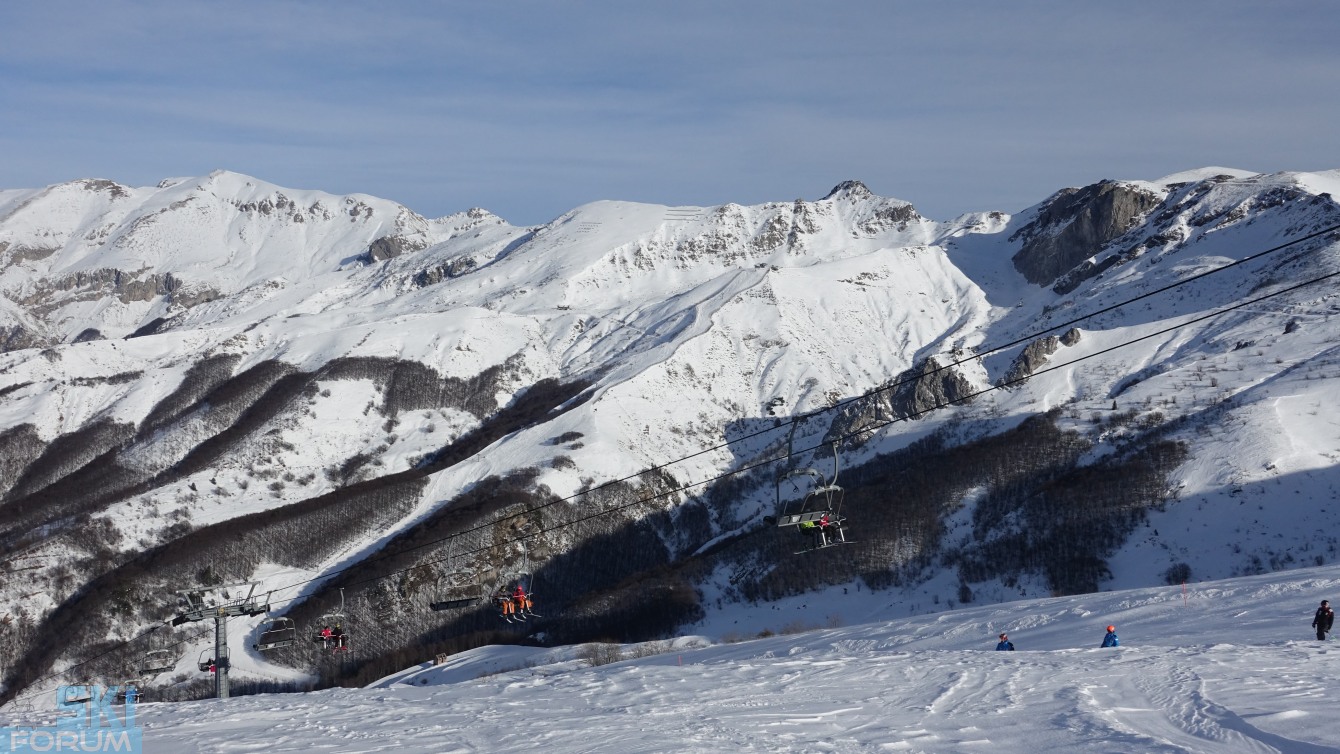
[1,167,1338,705]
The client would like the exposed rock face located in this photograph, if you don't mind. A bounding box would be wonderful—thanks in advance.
[824,180,875,201]
[412,256,480,287]
[1,269,221,351]
[888,357,975,419]
[1004,336,1060,385]
[78,179,130,199]
[366,235,428,262]
[1051,254,1124,295]
[31,269,218,308]
[1,245,59,264]
[856,204,920,236]
[0,324,42,352]
[1002,329,1080,385]
[824,180,921,234]
[829,357,975,444]
[1011,181,1162,286]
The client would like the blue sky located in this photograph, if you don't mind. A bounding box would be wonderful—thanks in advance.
[2,1,1336,224]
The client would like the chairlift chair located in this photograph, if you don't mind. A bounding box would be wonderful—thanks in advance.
[493,564,538,623]
[430,537,485,611]
[430,580,484,611]
[773,440,848,553]
[313,588,351,652]
[197,649,216,673]
[61,685,94,704]
[254,616,298,651]
[493,577,535,622]
[140,648,177,676]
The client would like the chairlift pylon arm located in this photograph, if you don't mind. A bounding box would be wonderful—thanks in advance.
[828,440,840,486]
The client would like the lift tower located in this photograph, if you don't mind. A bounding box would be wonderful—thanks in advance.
[171,581,269,699]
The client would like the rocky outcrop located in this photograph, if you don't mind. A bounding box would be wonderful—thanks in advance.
[1010,181,1162,286]
[366,235,428,262]
[857,204,920,235]
[888,357,975,419]
[828,357,975,445]
[0,324,42,352]
[411,256,480,287]
[17,270,221,324]
[1002,329,1080,385]
[0,244,59,264]
[78,179,130,199]
[823,180,921,234]
[0,270,221,350]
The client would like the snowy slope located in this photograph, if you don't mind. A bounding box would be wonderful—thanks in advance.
[41,564,1338,753]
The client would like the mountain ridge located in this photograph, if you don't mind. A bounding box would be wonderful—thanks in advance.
[1,167,1339,702]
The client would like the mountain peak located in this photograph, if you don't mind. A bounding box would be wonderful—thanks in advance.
[822,180,874,201]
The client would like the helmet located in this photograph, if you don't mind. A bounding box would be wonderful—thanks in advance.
[1106,625,1115,633]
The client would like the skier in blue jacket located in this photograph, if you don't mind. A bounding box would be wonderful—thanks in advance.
[1101,625,1119,647]
[995,633,1015,651]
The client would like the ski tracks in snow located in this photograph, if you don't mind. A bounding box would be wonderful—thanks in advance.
[132,641,1340,753]
[1069,646,1339,754]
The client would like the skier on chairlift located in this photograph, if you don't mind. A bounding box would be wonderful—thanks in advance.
[513,584,532,616]
[497,588,517,618]
[798,513,831,550]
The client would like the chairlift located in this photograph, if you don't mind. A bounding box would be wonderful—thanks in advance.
[254,616,298,651]
[773,437,848,553]
[313,588,350,652]
[114,683,139,704]
[492,548,538,622]
[197,649,215,673]
[60,685,94,705]
[492,577,536,623]
[431,577,484,612]
[430,537,484,611]
[140,648,178,675]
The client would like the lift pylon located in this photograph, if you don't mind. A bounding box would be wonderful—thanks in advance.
[170,581,269,699]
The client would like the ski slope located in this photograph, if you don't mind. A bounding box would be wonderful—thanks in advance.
[94,565,1340,753]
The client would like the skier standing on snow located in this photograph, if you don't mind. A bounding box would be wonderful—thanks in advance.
[1101,625,1119,647]
[995,633,1015,651]
[1313,600,1334,640]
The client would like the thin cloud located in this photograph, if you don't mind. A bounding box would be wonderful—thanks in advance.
[1,1,1336,224]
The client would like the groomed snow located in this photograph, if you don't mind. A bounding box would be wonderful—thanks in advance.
[41,564,1337,753]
